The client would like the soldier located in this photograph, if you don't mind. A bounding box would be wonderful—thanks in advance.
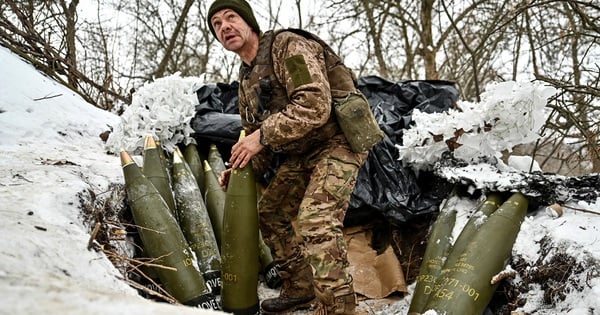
[208,1,367,314]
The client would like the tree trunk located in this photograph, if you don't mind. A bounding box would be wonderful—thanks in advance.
[360,0,389,78]
[61,0,79,88]
[154,0,195,78]
[420,0,438,80]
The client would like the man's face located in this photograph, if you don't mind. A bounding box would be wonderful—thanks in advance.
[210,9,253,53]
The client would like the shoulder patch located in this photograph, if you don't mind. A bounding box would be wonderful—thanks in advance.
[285,55,312,88]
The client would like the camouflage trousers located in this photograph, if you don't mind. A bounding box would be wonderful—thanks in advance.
[259,134,367,292]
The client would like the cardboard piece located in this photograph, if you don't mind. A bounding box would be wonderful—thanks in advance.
[345,226,408,299]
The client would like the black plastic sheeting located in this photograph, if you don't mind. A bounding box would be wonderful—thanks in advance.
[191,75,460,225]
[192,81,242,147]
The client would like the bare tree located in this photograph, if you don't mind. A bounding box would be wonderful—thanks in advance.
[359,0,392,78]
[522,0,600,174]
[0,0,128,108]
[60,0,79,88]
[316,0,598,175]
[153,0,194,78]
[1,0,598,175]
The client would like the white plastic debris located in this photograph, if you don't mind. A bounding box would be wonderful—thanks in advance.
[105,73,205,155]
[397,81,557,170]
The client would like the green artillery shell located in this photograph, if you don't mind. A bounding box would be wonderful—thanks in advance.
[258,230,282,289]
[142,136,176,215]
[408,196,457,314]
[208,143,227,178]
[154,138,171,182]
[203,160,225,248]
[255,184,281,289]
[120,151,218,309]
[172,148,222,295]
[184,143,206,195]
[441,192,504,272]
[221,131,260,315]
[423,192,529,315]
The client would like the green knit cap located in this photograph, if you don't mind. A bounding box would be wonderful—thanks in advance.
[207,0,261,39]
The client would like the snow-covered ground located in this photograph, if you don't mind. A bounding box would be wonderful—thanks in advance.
[0,46,224,315]
[1,45,598,315]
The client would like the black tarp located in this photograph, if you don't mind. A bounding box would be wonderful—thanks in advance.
[191,76,460,225]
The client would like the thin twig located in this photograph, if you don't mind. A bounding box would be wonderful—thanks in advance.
[117,275,179,304]
[124,258,178,303]
[562,204,600,216]
[87,222,102,250]
[101,249,177,271]
[102,247,179,303]
[105,219,165,234]
[33,94,62,101]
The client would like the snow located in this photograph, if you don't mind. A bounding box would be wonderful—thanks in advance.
[0,46,224,315]
[1,44,599,314]
[517,201,600,262]
[508,155,542,173]
[398,81,556,171]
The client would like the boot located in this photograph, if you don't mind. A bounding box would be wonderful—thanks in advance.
[261,265,316,314]
[313,283,356,315]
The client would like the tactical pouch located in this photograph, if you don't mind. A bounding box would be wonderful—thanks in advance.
[334,91,384,153]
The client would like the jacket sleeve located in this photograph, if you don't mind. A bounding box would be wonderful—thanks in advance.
[259,32,332,150]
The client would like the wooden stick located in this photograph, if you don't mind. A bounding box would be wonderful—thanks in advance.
[490,270,517,285]
[125,262,178,303]
[563,204,600,216]
[117,276,178,304]
[87,222,102,250]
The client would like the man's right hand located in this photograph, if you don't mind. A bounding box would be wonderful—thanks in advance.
[219,168,232,190]
[229,129,264,169]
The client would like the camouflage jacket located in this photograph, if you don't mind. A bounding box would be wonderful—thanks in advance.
[238,30,358,177]
[239,30,346,152]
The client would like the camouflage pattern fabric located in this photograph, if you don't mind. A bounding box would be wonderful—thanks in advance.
[239,31,341,157]
[259,134,367,291]
[237,27,366,301]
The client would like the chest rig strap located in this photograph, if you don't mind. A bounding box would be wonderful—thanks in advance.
[239,30,279,126]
